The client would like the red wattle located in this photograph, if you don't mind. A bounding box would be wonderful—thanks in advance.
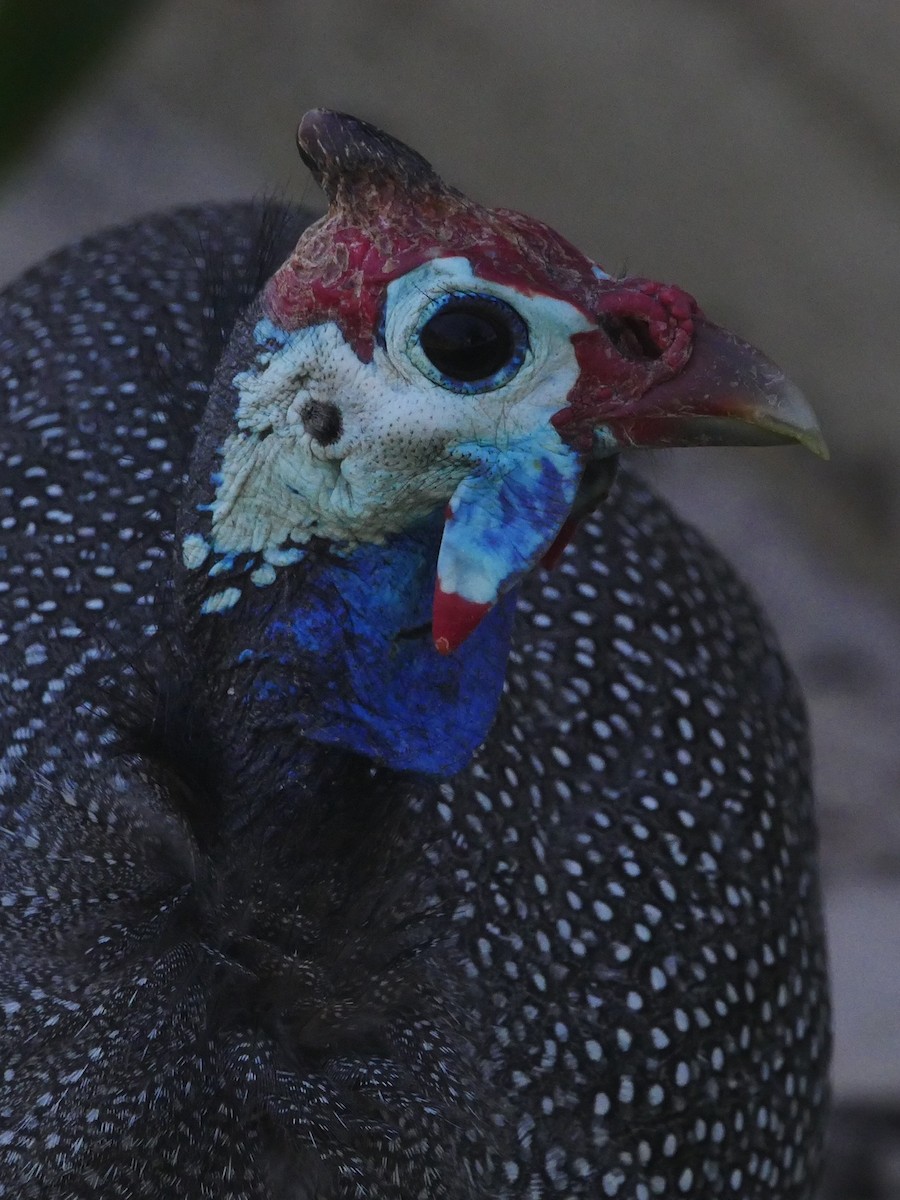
[432,585,492,655]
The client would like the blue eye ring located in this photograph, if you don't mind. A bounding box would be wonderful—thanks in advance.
[413,291,529,394]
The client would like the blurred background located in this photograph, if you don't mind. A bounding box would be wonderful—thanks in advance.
[0,1,897,1193]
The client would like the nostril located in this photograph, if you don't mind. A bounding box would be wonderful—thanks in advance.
[601,315,663,362]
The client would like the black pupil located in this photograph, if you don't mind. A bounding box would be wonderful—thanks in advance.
[420,302,515,383]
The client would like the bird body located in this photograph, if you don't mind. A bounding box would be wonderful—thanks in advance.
[0,114,829,1197]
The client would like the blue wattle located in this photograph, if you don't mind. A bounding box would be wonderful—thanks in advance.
[241,512,518,776]
[438,431,581,605]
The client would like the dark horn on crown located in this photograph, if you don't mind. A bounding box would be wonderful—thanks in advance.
[297,109,448,208]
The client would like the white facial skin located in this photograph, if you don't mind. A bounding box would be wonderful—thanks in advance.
[203,257,595,560]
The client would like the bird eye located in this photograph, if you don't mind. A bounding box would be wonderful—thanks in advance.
[415,293,529,393]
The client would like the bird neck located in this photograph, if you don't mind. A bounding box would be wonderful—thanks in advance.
[175,508,518,777]
[174,301,520,777]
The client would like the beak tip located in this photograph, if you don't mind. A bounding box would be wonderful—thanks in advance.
[586,320,828,463]
[765,376,828,460]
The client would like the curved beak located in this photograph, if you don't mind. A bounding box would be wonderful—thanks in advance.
[589,318,828,458]
[431,316,826,656]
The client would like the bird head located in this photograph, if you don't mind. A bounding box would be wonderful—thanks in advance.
[179,109,823,773]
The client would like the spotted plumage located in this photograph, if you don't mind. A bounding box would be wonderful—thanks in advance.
[0,115,829,1198]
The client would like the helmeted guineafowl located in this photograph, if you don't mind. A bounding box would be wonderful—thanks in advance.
[0,110,829,1198]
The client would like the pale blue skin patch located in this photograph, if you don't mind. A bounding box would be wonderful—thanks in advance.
[251,564,277,587]
[182,533,210,570]
[201,587,242,615]
[183,310,309,600]
[191,548,293,609]
[438,427,582,605]
[263,547,305,567]
[208,555,237,579]
[249,315,293,355]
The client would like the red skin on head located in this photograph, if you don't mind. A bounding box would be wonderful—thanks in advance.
[260,111,816,653]
[264,195,606,363]
[263,187,700,451]
[558,280,699,450]
[269,108,704,453]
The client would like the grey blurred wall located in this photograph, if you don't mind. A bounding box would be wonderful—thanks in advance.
[1,0,898,1162]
